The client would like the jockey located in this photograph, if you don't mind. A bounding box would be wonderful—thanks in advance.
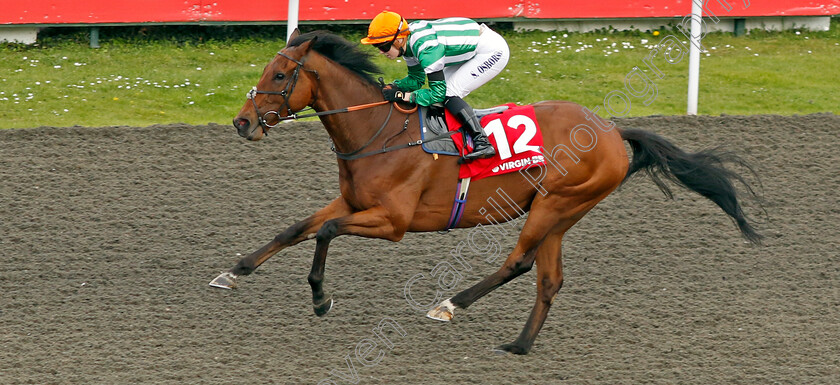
[361,11,510,162]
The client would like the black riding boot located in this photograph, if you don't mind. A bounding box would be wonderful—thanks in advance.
[444,96,496,162]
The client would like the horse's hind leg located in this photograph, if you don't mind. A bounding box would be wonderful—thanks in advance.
[427,207,557,321]
[494,230,565,355]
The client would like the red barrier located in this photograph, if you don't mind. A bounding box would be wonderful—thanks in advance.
[3,1,839,25]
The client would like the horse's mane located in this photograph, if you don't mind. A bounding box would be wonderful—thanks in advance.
[288,31,381,86]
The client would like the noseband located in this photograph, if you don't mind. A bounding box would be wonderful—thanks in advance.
[247,51,320,131]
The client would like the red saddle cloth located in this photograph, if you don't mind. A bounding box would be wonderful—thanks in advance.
[445,103,546,180]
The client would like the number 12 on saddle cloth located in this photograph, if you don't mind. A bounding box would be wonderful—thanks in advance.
[445,103,547,180]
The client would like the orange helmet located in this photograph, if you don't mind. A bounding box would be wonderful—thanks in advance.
[360,11,409,45]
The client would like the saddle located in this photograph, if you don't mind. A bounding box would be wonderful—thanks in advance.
[419,104,510,156]
[417,103,545,230]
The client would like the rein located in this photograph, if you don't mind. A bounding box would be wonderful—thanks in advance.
[333,121,460,161]
[248,50,452,161]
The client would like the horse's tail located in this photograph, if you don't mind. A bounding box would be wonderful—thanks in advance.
[620,128,763,244]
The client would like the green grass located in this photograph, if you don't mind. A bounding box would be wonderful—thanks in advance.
[1,20,838,129]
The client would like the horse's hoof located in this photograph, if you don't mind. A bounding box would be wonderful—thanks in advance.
[426,299,455,322]
[492,343,530,355]
[209,272,238,289]
[313,296,333,317]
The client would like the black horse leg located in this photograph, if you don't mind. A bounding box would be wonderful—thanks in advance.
[449,246,538,308]
[426,209,556,321]
[209,197,353,289]
[308,220,341,316]
[495,233,564,355]
[232,218,314,276]
[305,206,407,316]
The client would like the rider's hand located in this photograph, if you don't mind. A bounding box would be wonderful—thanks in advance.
[383,86,412,103]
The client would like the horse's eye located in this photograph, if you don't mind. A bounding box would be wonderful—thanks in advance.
[274,73,286,81]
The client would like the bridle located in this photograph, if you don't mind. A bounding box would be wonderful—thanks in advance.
[247,51,320,131]
[245,48,458,161]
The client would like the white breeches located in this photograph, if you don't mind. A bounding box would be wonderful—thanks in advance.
[443,25,510,99]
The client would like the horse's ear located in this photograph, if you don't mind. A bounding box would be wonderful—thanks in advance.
[287,28,301,44]
[299,36,318,53]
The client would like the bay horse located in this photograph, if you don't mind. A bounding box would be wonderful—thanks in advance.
[211,30,761,355]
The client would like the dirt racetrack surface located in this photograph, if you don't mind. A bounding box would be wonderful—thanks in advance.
[1,113,838,384]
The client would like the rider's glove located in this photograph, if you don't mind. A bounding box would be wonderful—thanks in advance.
[383,85,412,103]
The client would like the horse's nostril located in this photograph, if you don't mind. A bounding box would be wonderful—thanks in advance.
[233,117,250,129]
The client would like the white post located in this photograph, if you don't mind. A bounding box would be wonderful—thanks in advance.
[687,1,702,115]
[286,0,300,42]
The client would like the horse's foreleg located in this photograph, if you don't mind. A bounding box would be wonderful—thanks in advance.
[308,206,408,316]
[494,231,565,355]
[209,197,353,289]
